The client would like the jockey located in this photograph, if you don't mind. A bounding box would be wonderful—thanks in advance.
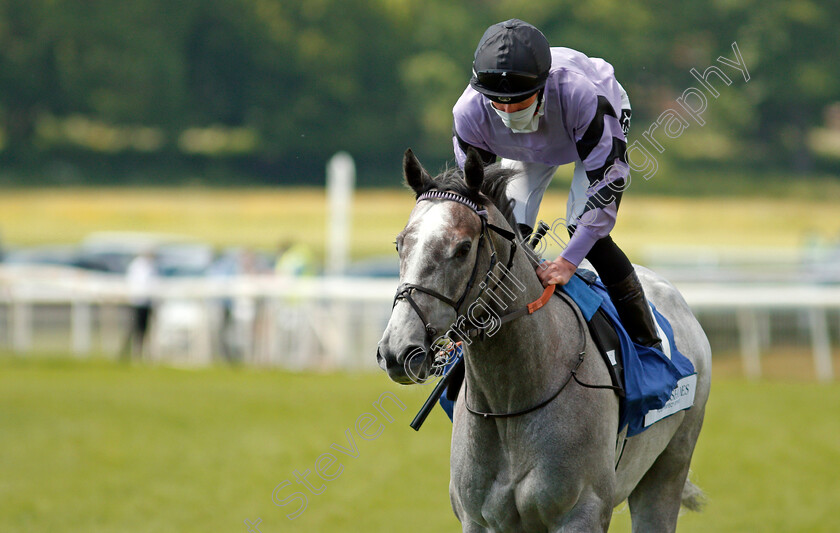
[452,19,662,351]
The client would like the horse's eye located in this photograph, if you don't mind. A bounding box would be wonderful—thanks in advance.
[454,241,472,259]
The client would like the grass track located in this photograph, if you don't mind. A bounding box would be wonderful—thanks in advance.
[1,355,839,532]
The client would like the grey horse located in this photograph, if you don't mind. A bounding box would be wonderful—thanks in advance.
[377,148,711,532]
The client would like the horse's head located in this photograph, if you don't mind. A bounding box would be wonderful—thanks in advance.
[377,148,516,384]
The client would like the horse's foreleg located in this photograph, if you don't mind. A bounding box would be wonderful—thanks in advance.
[549,494,612,533]
[461,522,490,533]
[452,487,491,533]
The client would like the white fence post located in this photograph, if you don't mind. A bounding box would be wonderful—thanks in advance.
[326,152,355,277]
[12,299,32,353]
[809,308,834,383]
[737,308,762,380]
[100,303,123,357]
[325,152,356,367]
[72,300,93,356]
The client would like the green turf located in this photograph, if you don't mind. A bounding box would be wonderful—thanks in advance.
[1,355,838,532]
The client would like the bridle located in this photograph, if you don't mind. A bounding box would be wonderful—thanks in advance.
[394,189,602,421]
[392,189,557,363]
[392,190,527,345]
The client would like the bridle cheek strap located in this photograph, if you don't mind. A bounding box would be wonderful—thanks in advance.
[393,190,536,344]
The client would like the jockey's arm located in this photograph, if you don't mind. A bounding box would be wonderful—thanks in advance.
[542,88,629,287]
[453,126,497,168]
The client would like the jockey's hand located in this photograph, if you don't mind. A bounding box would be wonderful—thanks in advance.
[536,257,577,287]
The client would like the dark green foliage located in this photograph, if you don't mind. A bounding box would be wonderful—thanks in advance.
[0,0,837,185]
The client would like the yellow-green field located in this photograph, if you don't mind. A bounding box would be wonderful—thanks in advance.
[1,187,839,262]
[1,354,839,532]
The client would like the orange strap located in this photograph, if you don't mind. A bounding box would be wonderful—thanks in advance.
[527,285,556,314]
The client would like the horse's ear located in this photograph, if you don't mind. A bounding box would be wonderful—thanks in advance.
[464,147,484,191]
[403,148,430,194]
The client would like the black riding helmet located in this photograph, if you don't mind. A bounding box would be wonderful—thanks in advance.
[470,19,552,104]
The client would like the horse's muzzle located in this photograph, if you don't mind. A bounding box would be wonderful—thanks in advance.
[377,342,428,385]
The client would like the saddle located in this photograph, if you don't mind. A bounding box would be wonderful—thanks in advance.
[574,269,626,397]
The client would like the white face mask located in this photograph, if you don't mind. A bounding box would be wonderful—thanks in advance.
[492,95,543,133]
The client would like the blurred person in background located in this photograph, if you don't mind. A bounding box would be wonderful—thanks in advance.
[452,19,661,351]
[274,240,316,277]
[121,249,157,360]
[207,247,272,362]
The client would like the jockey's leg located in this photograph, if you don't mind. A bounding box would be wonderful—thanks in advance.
[586,236,663,351]
[501,159,559,230]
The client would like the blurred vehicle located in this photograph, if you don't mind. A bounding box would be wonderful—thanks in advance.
[803,241,840,284]
[76,232,214,276]
[155,242,216,277]
[345,255,399,278]
[2,244,81,268]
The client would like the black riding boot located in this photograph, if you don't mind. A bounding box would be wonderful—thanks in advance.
[606,270,663,351]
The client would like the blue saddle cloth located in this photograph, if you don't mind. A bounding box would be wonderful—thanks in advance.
[439,274,696,437]
[579,276,696,436]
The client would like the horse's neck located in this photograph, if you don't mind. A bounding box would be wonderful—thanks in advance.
[463,237,580,414]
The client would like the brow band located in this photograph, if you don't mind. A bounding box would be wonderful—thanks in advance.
[417,190,488,216]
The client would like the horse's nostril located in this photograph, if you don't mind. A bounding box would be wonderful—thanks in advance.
[397,345,424,365]
[400,345,428,384]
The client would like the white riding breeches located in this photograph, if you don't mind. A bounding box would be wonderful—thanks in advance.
[502,159,590,230]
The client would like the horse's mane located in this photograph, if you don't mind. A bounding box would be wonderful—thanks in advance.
[415,164,520,235]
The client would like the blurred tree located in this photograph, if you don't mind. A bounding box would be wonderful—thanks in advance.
[394,0,490,164]
[0,0,836,182]
[732,0,840,171]
[0,0,61,161]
